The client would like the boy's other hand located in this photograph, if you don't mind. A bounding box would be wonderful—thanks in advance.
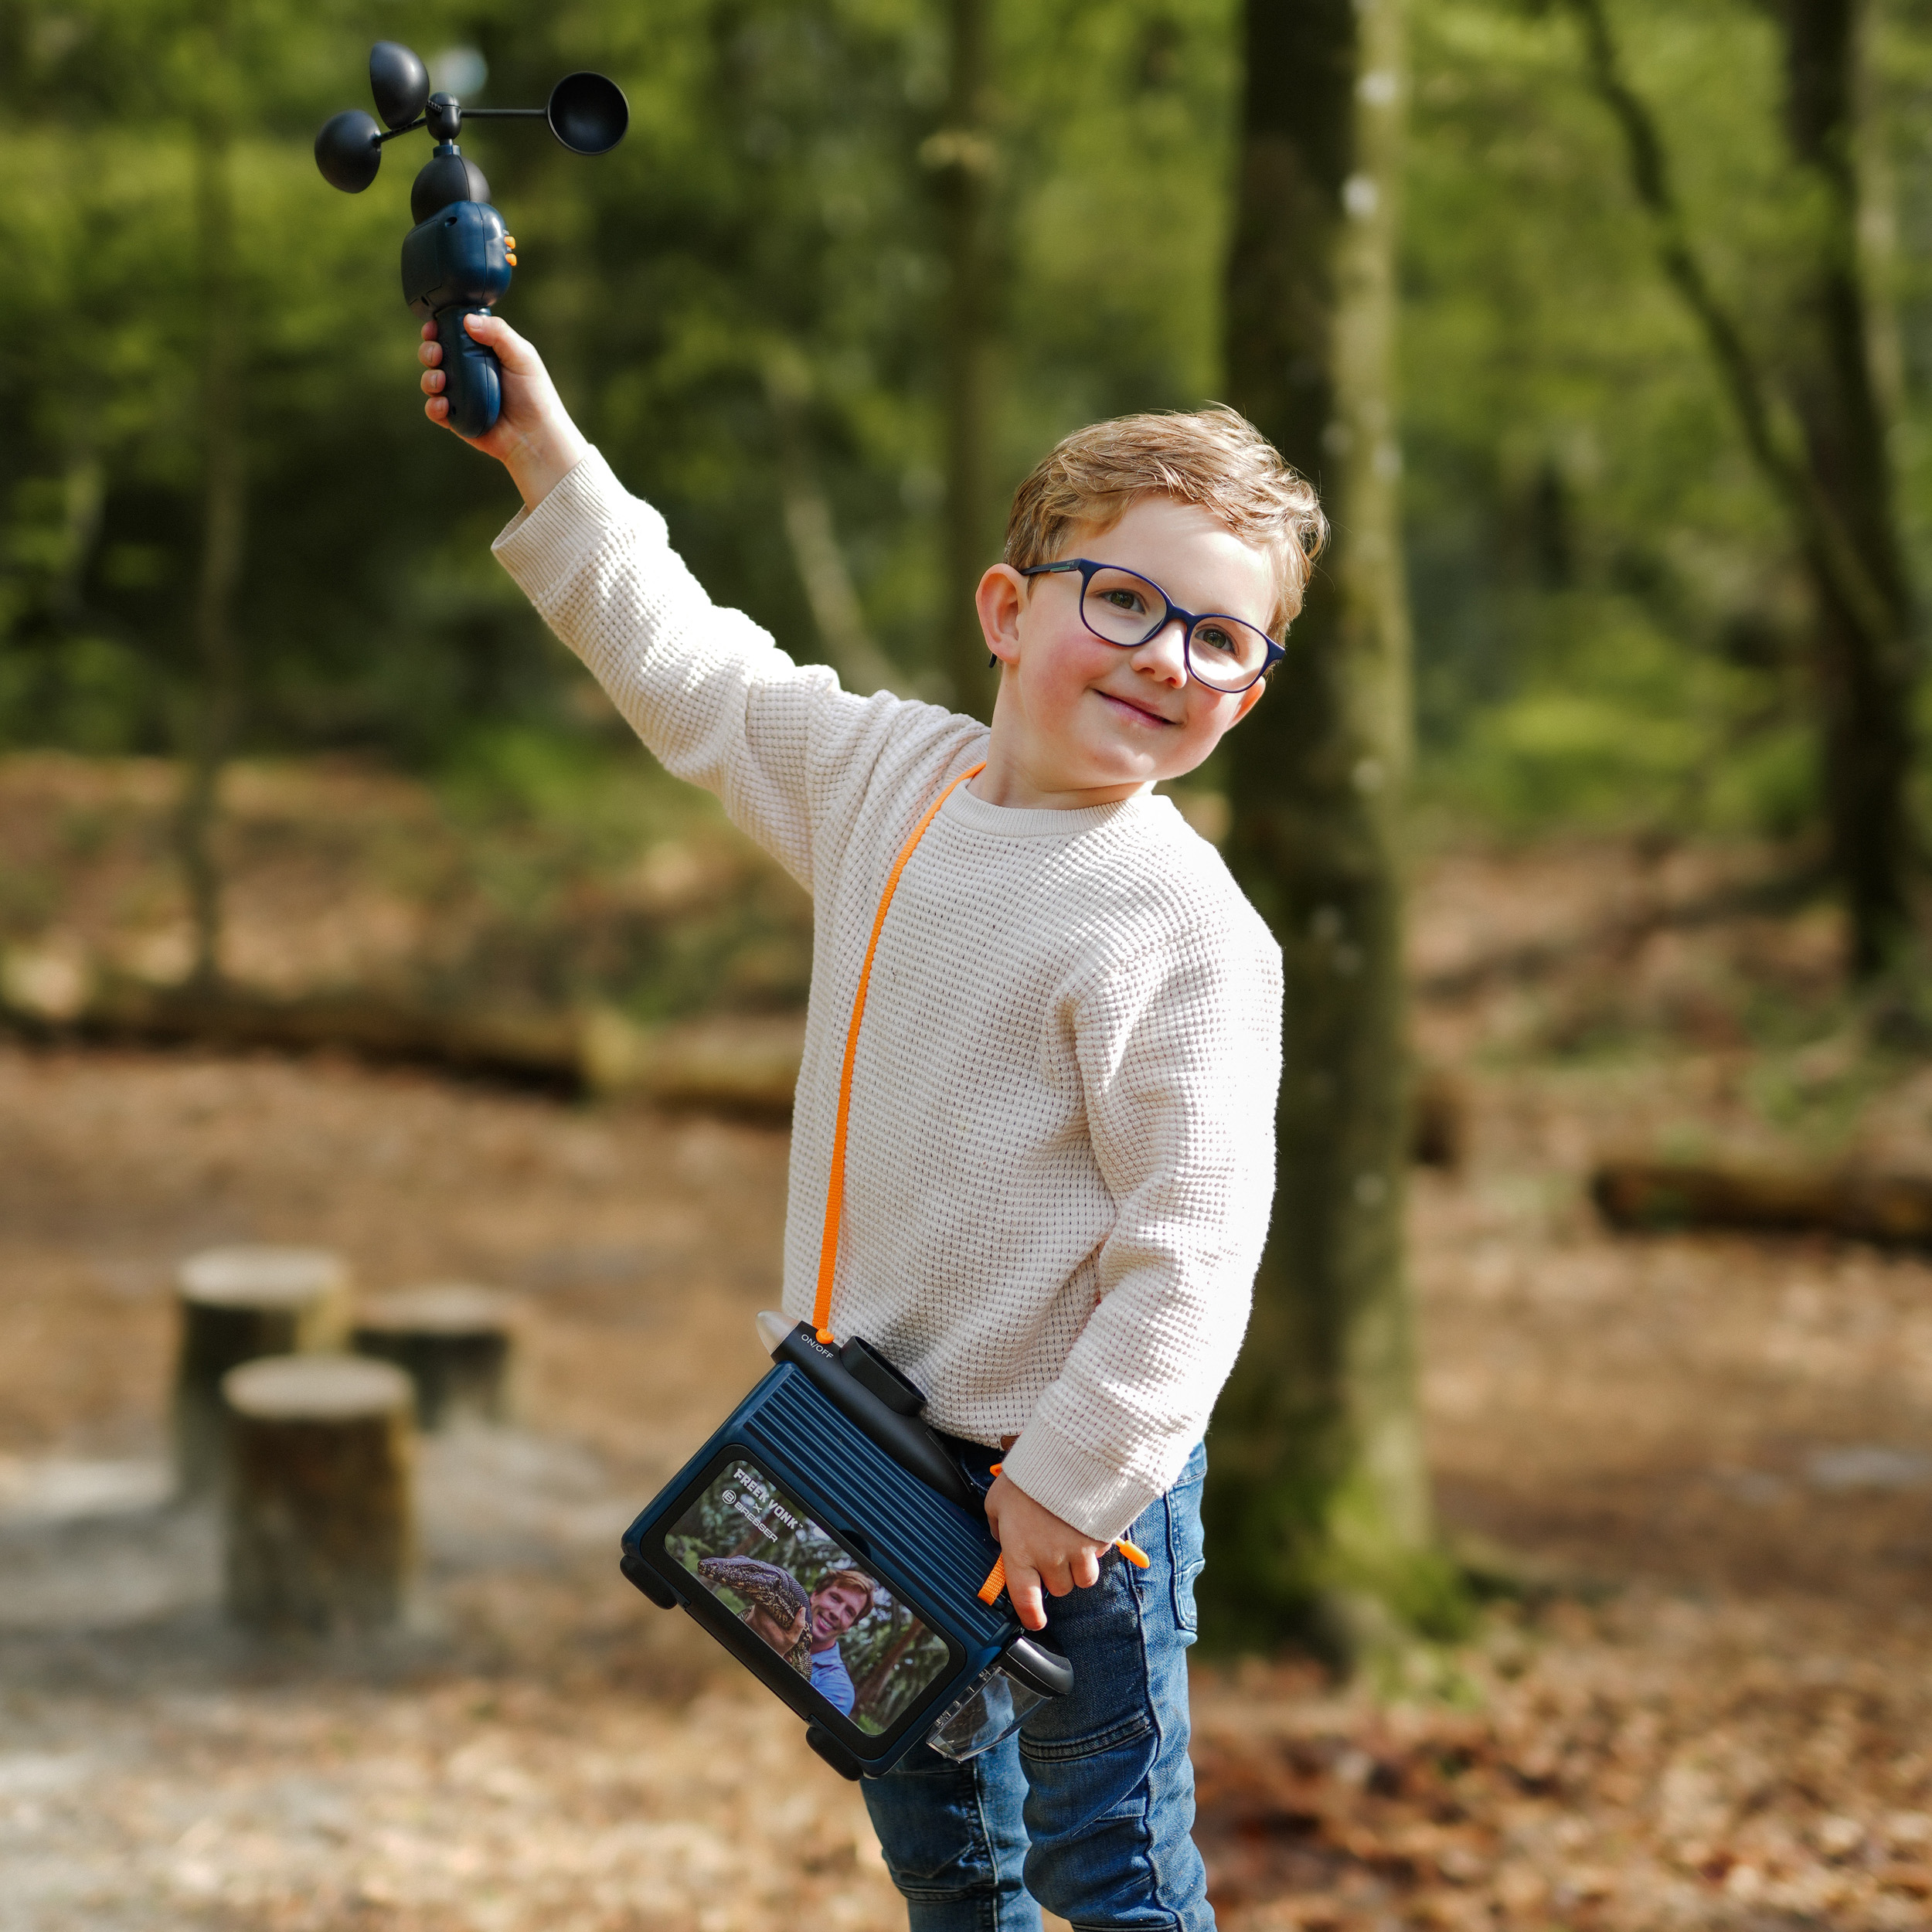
[418,314,588,512]
[984,1471,1110,1633]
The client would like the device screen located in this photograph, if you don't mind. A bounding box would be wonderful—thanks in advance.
[665,1456,954,1736]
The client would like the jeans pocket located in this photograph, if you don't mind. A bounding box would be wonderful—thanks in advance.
[1167,1441,1207,1634]
[1018,1709,1155,1765]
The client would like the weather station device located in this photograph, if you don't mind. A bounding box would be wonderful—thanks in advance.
[617,1315,1076,1781]
[314,43,628,438]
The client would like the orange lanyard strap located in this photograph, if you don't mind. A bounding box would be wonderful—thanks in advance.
[811,761,986,1344]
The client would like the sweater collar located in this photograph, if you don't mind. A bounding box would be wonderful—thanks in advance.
[944,783,1170,842]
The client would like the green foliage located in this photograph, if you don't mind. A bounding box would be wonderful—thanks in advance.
[1404,0,1930,836]
[0,0,1237,764]
[428,725,813,1018]
[2,0,1929,849]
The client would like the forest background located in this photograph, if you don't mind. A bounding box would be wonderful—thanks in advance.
[9,0,1932,849]
[13,7,1932,1917]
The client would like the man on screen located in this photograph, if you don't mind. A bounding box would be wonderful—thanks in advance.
[695,1554,876,1694]
[804,1569,875,1716]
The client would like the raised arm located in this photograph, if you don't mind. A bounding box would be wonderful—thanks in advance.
[424,313,928,888]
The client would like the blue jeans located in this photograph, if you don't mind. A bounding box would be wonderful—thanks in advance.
[862,1442,1212,1931]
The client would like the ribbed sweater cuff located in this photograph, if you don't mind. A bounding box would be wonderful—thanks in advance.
[492,448,649,600]
[1000,1417,1159,1547]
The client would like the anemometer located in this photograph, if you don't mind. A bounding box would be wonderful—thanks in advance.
[315,43,629,438]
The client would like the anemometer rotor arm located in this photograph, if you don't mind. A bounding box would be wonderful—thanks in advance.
[314,43,628,439]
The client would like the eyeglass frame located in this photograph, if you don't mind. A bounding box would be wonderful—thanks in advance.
[1016,557,1286,695]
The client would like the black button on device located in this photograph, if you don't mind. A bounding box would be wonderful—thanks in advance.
[806,1725,864,1781]
[619,1549,678,1609]
[838,1335,927,1417]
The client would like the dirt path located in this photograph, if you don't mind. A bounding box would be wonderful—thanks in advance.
[0,1046,923,1931]
[5,801,1932,1927]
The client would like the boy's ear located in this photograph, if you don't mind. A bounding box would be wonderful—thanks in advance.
[1231,677,1267,723]
[977,564,1028,670]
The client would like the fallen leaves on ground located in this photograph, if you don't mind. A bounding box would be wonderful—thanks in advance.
[1196,1594,1932,1930]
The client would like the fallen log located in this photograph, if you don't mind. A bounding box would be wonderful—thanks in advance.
[2,961,1468,1154]
[1415,860,1823,1002]
[0,967,803,1118]
[577,1008,806,1119]
[80,977,583,1089]
[1592,1158,1932,1250]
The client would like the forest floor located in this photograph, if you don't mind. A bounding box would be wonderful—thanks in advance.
[4,754,1932,1930]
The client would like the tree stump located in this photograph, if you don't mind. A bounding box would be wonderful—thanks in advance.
[221,1354,413,1634]
[352,1284,517,1429]
[173,1246,351,1495]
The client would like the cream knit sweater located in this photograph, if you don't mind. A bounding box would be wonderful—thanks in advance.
[495,451,1283,1542]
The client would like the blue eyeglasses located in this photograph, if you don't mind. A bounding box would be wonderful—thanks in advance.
[1019,559,1284,694]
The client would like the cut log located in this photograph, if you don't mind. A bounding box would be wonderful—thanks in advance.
[1591,1159,1932,1250]
[352,1284,516,1429]
[221,1354,413,1634]
[173,1246,351,1495]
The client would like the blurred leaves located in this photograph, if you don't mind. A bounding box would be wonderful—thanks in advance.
[2,0,1930,844]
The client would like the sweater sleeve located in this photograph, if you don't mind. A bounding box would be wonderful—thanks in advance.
[996,902,1284,1543]
[492,448,904,892]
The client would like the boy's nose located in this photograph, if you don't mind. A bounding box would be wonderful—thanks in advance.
[1134,620,1189,684]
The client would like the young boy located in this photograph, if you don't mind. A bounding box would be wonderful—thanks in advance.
[420,312,1323,1930]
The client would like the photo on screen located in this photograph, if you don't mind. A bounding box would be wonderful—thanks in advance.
[665,1458,953,1735]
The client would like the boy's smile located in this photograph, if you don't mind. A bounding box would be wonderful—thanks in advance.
[973,495,1274,811]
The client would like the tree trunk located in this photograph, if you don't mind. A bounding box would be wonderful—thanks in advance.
[927,0,995,719]
[763,349,910,699]
[1565,0,1917,980]
[179,26,247,992]
[1780,0,1916,977]
[1206,0,1448,1658]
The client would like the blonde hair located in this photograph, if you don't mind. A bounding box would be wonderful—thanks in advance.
[816,1568,875,1614]
[1003,406,1327,640]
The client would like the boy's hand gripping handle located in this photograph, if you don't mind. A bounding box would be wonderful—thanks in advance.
[434,307,502,440]
[401,199,513,440]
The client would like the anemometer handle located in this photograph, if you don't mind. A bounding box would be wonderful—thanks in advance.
[402,198,515,439]
[432,308,502,440]
[315,43,627,440]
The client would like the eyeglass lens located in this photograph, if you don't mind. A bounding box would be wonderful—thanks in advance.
[1077,566,1273,692]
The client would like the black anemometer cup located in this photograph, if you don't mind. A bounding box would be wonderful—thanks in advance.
[314,43,628,438]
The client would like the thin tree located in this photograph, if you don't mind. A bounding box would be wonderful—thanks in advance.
[1206,0,1452,1657]
[178,0,247,991]
[1562,0,1916,977]
[763,348,910,699]
[925,0,996,718]
[853,1604,916,1716]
